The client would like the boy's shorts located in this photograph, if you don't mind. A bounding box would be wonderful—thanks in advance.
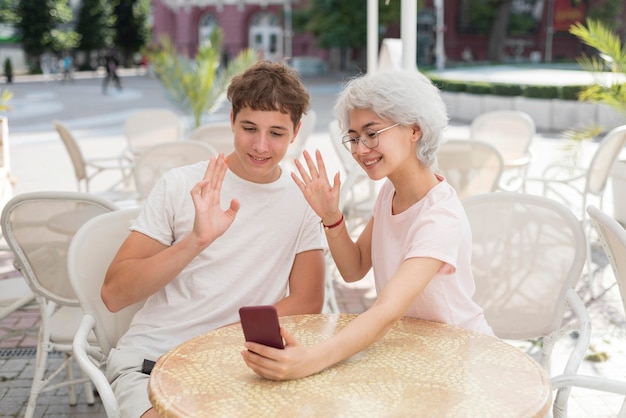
[105,347,156,418]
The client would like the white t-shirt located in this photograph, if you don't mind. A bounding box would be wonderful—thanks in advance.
[371,176,494,335]
[116,162,325,358]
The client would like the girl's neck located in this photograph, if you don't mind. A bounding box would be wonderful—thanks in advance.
[389,164,439,215]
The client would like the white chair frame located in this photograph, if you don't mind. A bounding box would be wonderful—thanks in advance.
[551,205,626,417]
[68,208,144,418]
[1,191,119,418]
[462,192,591,418]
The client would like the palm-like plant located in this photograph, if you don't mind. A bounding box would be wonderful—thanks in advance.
[569,19,626,116]
[0,87,12,112]
[145,28,256,129]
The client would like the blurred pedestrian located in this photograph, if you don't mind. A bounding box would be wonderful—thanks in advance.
[61,53,73,83]
[102,51,122,94]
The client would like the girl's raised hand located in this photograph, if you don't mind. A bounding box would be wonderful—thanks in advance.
[291,150,341,220]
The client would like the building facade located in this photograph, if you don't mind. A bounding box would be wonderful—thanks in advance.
[153,0,326,64]
[152,0,626,71]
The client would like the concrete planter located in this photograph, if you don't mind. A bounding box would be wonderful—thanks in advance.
[597,104,626,131]
[482,95,514,113]
[513,97,552,131]
[455,93,483,123]
[550,100,597,132]
[442,91,626,132]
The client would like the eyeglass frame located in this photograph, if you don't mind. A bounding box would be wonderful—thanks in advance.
[341,122,400,154]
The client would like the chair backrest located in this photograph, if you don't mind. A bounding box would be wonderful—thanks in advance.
[286,110,317,161]
[54,120,87,184]
[437,139,504,198]
[329,119,358,175]
[0,191,118,306]
[587,205,626,316]
[586,125,626,196]
[470,110,536,157]
[124,109,182,154]
[463,192,586,340]
[189,122,234,155]
[132,141,216,200]
[68,208,144,354]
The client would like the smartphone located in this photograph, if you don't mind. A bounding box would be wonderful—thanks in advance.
[238,305,285,349]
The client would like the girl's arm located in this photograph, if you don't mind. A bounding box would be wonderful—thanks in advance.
[291,150,373,282]
[241,256,444,380]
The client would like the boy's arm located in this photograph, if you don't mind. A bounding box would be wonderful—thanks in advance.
[274,249,326,316]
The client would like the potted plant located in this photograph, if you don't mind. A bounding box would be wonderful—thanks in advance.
[144,28,256,130]
[3,58,13,83]
[570,19,626,225]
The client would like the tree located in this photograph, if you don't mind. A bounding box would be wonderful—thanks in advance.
[15,0,74,70]
[487,0,513,62]
[145,29,257,129]
[293,0,404,70]
[0,0,17,24]
[113,0,150,67]
[76,0,115,55]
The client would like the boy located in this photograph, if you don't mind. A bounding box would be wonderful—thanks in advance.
[102,61,326,417]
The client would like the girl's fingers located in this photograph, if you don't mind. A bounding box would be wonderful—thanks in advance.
[293,158,312,184]
[314,149,330,181]
[303,150,320,180]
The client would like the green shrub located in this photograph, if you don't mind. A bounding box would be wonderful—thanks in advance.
[440,79,467,92]
[559,85,586,101]
[465,82,491,94]
[491,83,523,96]
[522,85,559,99]
[427,75,445,90]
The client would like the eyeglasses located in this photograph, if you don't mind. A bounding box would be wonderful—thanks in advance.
[341,123,400,154]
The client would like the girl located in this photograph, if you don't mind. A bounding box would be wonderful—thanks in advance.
[241,69,494,380]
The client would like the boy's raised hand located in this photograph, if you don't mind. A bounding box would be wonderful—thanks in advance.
[190,154,240,248]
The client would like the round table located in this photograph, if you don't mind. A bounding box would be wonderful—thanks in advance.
[149,314,552,417]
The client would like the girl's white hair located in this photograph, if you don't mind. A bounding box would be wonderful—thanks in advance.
[334,70,448,167]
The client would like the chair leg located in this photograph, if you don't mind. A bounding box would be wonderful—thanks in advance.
[64,353,78,405]
[24,341,49,418]
[83,376,96,405]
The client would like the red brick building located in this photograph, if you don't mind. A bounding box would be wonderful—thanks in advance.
[152,0,626,70]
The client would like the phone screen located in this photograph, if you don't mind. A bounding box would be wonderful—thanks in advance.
[239,305,285,349]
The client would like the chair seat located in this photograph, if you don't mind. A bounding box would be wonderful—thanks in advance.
[49,305,98,345]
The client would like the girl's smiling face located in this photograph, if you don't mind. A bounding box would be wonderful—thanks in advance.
[348,108,420,181]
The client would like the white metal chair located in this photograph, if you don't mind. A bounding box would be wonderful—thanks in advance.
[123,108,182,157]
[0,191,119,418]
[436,139,504,198]
[132,141,217,200]
[0,276,37,342]
[528,125,626,222]
[470,110,536,191]
[189,121,234,155]
[551,205,626,418]
[462,192,591,418]
[68,208,144,418]
[54,120,134,199]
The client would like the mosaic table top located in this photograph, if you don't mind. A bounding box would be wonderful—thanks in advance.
[149,314,551,417]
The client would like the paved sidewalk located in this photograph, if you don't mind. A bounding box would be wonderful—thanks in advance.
[0,68,625,417]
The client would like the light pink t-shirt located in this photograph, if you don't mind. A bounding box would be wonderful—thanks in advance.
[371,176,494,336]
